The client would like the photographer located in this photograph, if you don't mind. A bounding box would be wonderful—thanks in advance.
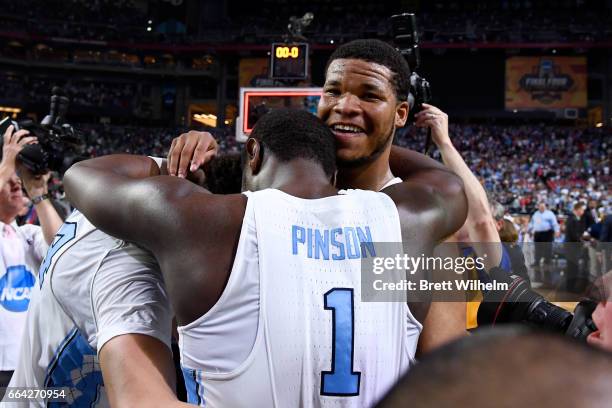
[0,125,62,391]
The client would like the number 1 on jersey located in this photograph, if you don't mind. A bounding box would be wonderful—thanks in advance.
[321,288,361,396]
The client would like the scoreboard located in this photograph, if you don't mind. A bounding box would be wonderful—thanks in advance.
[270,43,309,80]
[235,87,322,142]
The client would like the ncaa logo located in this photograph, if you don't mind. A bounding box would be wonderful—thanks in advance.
[0,265,36,312]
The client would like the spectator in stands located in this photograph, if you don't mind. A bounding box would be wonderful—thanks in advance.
[529,202,560,286]
[565,201,587,293]
[499,218,530,284]
[586,208,606,281]
[585,199,599,229]
[601,210,612,273]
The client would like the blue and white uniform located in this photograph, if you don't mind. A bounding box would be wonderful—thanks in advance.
[2,210,172,407]
[179,188,422,408]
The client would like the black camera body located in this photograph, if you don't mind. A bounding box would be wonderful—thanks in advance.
[16,87,84,175]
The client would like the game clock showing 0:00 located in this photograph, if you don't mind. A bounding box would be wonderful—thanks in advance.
[270,43,309,80]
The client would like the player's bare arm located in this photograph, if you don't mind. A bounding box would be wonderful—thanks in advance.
[383,176,467,245]
[64,154,245,325]
[99,334,189,408]
[416,104,502,268]
[386,164,469,353]
[381,177,467,328]
[64,155,200,246]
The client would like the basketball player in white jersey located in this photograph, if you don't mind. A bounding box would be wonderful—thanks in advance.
[1,210,174,408]
[1,153,217,406]
[168,39,470,353]
[64,109,467,407]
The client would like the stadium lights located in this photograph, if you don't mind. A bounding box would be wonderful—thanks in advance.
[0,106,21,113]
[147,27,152,32]
[0,106,21,119]
[193,113,217,127]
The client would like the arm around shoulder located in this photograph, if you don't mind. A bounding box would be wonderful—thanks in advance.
[64,155,202,250]
[386,172,467,243]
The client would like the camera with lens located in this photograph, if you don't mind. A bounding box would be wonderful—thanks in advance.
[477,267,598,341]
[3,87,84,175]
[390,13,431,113]
[391,13,434,155]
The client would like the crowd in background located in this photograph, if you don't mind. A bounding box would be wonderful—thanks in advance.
[231,1,611,44]
[32,121,609,228]
[395,123,611,217]
[0,0,147,42]
[18,119,606,290]
[0,75,138,110]
[79,124,238,159]
[29,79,137,110]
[0,0,609,44]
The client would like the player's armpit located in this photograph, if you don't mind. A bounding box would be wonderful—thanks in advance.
[416,301,467,356]
[99,334,188,408]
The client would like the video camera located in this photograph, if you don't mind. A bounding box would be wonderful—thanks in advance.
[390,13,431,114]
[477,267,598,341]
[1,86,84,175]
[390,13,433,155]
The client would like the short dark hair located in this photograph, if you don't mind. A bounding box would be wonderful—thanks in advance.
[250,109,336,177]
[378,326,612,407]
[573,202,585,211]
[325,39,411,102]
[205,153,243,194]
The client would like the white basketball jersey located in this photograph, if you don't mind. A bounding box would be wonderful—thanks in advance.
[179,189,422,408]
[2,210,172,407]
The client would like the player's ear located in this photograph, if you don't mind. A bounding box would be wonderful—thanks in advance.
[395,100,409,128]
[246,137,263,175]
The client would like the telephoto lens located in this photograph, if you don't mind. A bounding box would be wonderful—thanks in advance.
[477,267,573,333]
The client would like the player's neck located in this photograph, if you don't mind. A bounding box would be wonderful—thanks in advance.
[336,155,394,192]
[265,159,337,199]
[0,211,16,225]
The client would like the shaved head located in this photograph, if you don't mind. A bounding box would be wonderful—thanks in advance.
[377,327,612,408]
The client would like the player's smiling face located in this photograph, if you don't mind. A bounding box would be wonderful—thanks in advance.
[318,58,408,166]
